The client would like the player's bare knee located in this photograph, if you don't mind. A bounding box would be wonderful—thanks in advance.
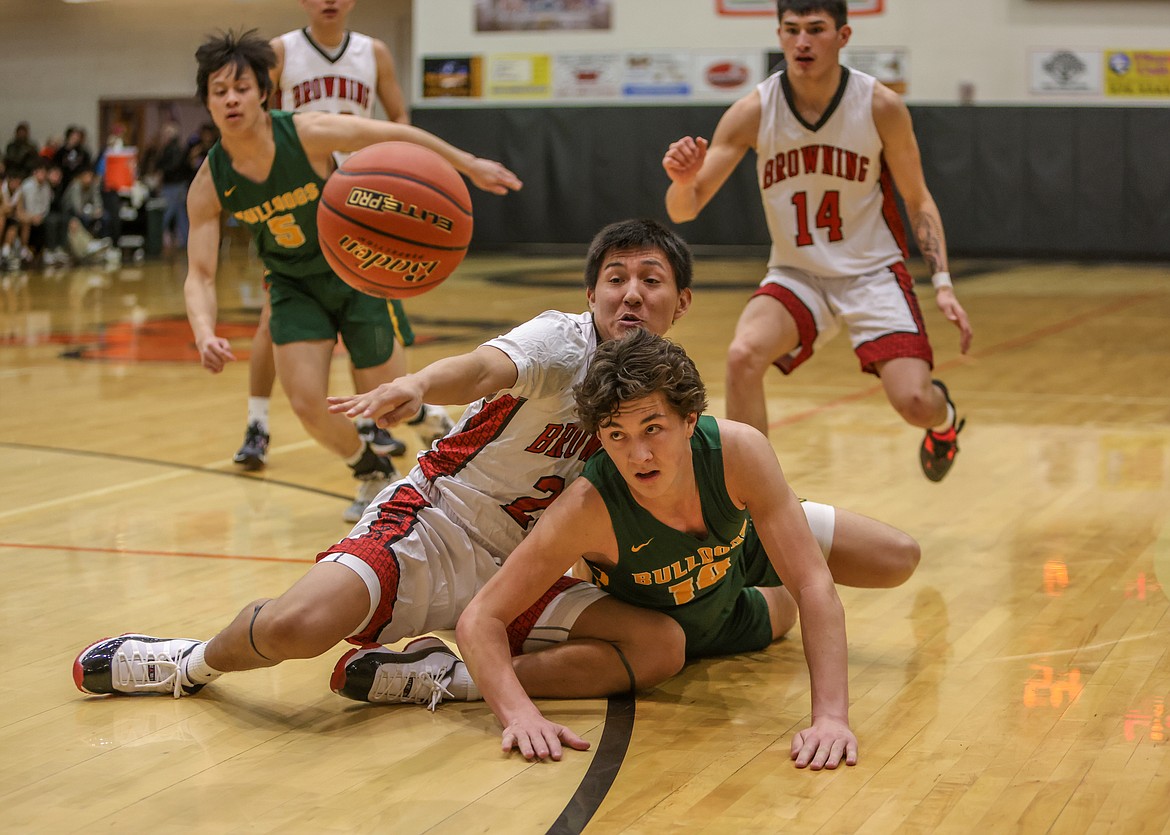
[775,603,798,639]
[888,532,921,585]
[252,598,344,660]
[624,618,685,689]
[764,586,798,640]
[726,338,770,383]
[285,393,327,428]
[891,387,939,428]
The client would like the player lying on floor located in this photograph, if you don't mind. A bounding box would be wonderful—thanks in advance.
[418,329,884,768]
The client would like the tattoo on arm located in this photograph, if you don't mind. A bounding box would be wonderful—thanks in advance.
[912,211,947,275]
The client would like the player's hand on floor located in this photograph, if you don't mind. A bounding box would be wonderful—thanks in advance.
[501,715,591,762]
[790,717,858,770]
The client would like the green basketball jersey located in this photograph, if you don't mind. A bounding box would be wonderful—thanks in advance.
[582,415,754,654]
[207,110,329,279]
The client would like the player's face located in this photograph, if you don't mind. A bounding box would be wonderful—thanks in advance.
[777,11,850,78]
[301,0,354,27]
[587,246,692,343]
[205,64,265,133]
[597,393,699,505]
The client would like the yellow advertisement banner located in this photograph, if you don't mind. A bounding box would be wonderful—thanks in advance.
[486,54,552,100]
[1105,50,1170,97]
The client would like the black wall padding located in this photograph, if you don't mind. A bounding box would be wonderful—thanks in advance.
[415,105,1170,258]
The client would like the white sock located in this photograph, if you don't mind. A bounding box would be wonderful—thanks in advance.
[247,396,270,432]
[931,401,956,433]
[445,661,481,702]
[344,439,369,467]
[182,642,224,687]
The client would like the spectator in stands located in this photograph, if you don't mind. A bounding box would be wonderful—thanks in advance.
[151,121,193,249]
[64,166,109,239]
[54,126,93,192]
[1,170,24,268]
[17,159,53,264]
[41,163,70,266]
[186,123,218,172]
[40,135,61,163]
[4,122,39,178]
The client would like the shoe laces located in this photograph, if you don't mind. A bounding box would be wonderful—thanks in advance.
[370,663,453,711]
[113,644,187,699]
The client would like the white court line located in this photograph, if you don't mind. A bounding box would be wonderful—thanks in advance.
[988,630,1168,663]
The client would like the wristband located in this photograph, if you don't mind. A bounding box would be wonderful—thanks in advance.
[931,271,953,290]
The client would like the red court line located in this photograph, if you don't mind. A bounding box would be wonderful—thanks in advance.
[0,541,310,564]
[770,292,1157,430]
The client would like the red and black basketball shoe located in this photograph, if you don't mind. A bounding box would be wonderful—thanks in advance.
[919,380,966,482]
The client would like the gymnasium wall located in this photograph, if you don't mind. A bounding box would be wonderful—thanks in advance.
[412,103,1170,259]
[0,0,412,149]
[410,0,1170,256]
[2,0,1168,257]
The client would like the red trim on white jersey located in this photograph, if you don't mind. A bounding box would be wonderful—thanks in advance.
[757,67,905,278]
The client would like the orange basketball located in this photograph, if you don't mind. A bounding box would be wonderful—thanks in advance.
[317,141,472,299]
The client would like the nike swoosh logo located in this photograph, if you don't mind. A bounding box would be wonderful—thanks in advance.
[632,538,653,553]
[224,186,237,197]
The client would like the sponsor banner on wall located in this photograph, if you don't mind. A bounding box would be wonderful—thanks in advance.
[422,56,483,99]
[486,53,553,99]
[1029,50,1102,94]
[1105,50,1170,98]
[717,0,883,15]
[554,54,624,99]
[475,0,612,31]
[693,52,761,99]
[622,53,693,98]
[842,47,908,94]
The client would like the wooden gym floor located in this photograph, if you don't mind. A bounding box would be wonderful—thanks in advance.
[0,244,1168,833]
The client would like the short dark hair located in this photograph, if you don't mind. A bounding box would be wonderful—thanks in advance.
[777,0,847,28]
[195,29,276,107]
[583,218,693,293]
[574,328,707,434]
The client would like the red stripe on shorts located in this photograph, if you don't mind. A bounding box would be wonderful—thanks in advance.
[752,282,818,375]
[855,262,933,375]
[506,575,585,657]
[316,482,430,644]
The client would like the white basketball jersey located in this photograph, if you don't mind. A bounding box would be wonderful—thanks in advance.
[406,310,602,565]
[277,29,377,116]
[757,67,907,278]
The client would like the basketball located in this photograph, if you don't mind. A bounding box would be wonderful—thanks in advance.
[317,142,473,299]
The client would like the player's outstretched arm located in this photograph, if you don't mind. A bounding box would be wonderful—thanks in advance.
[720,420,858,769]
[327,344,519,427]
[663,91,760,223]
[183,162,234,373]
[874,85,973,354]
[294,112,522,195]
[457,481,603,759]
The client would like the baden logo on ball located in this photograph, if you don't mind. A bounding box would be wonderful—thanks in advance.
[318,141,473,299]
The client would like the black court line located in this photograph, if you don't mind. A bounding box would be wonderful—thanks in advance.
[5,439,640,826]
[547,695,636,835]
[0,441,351,501]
